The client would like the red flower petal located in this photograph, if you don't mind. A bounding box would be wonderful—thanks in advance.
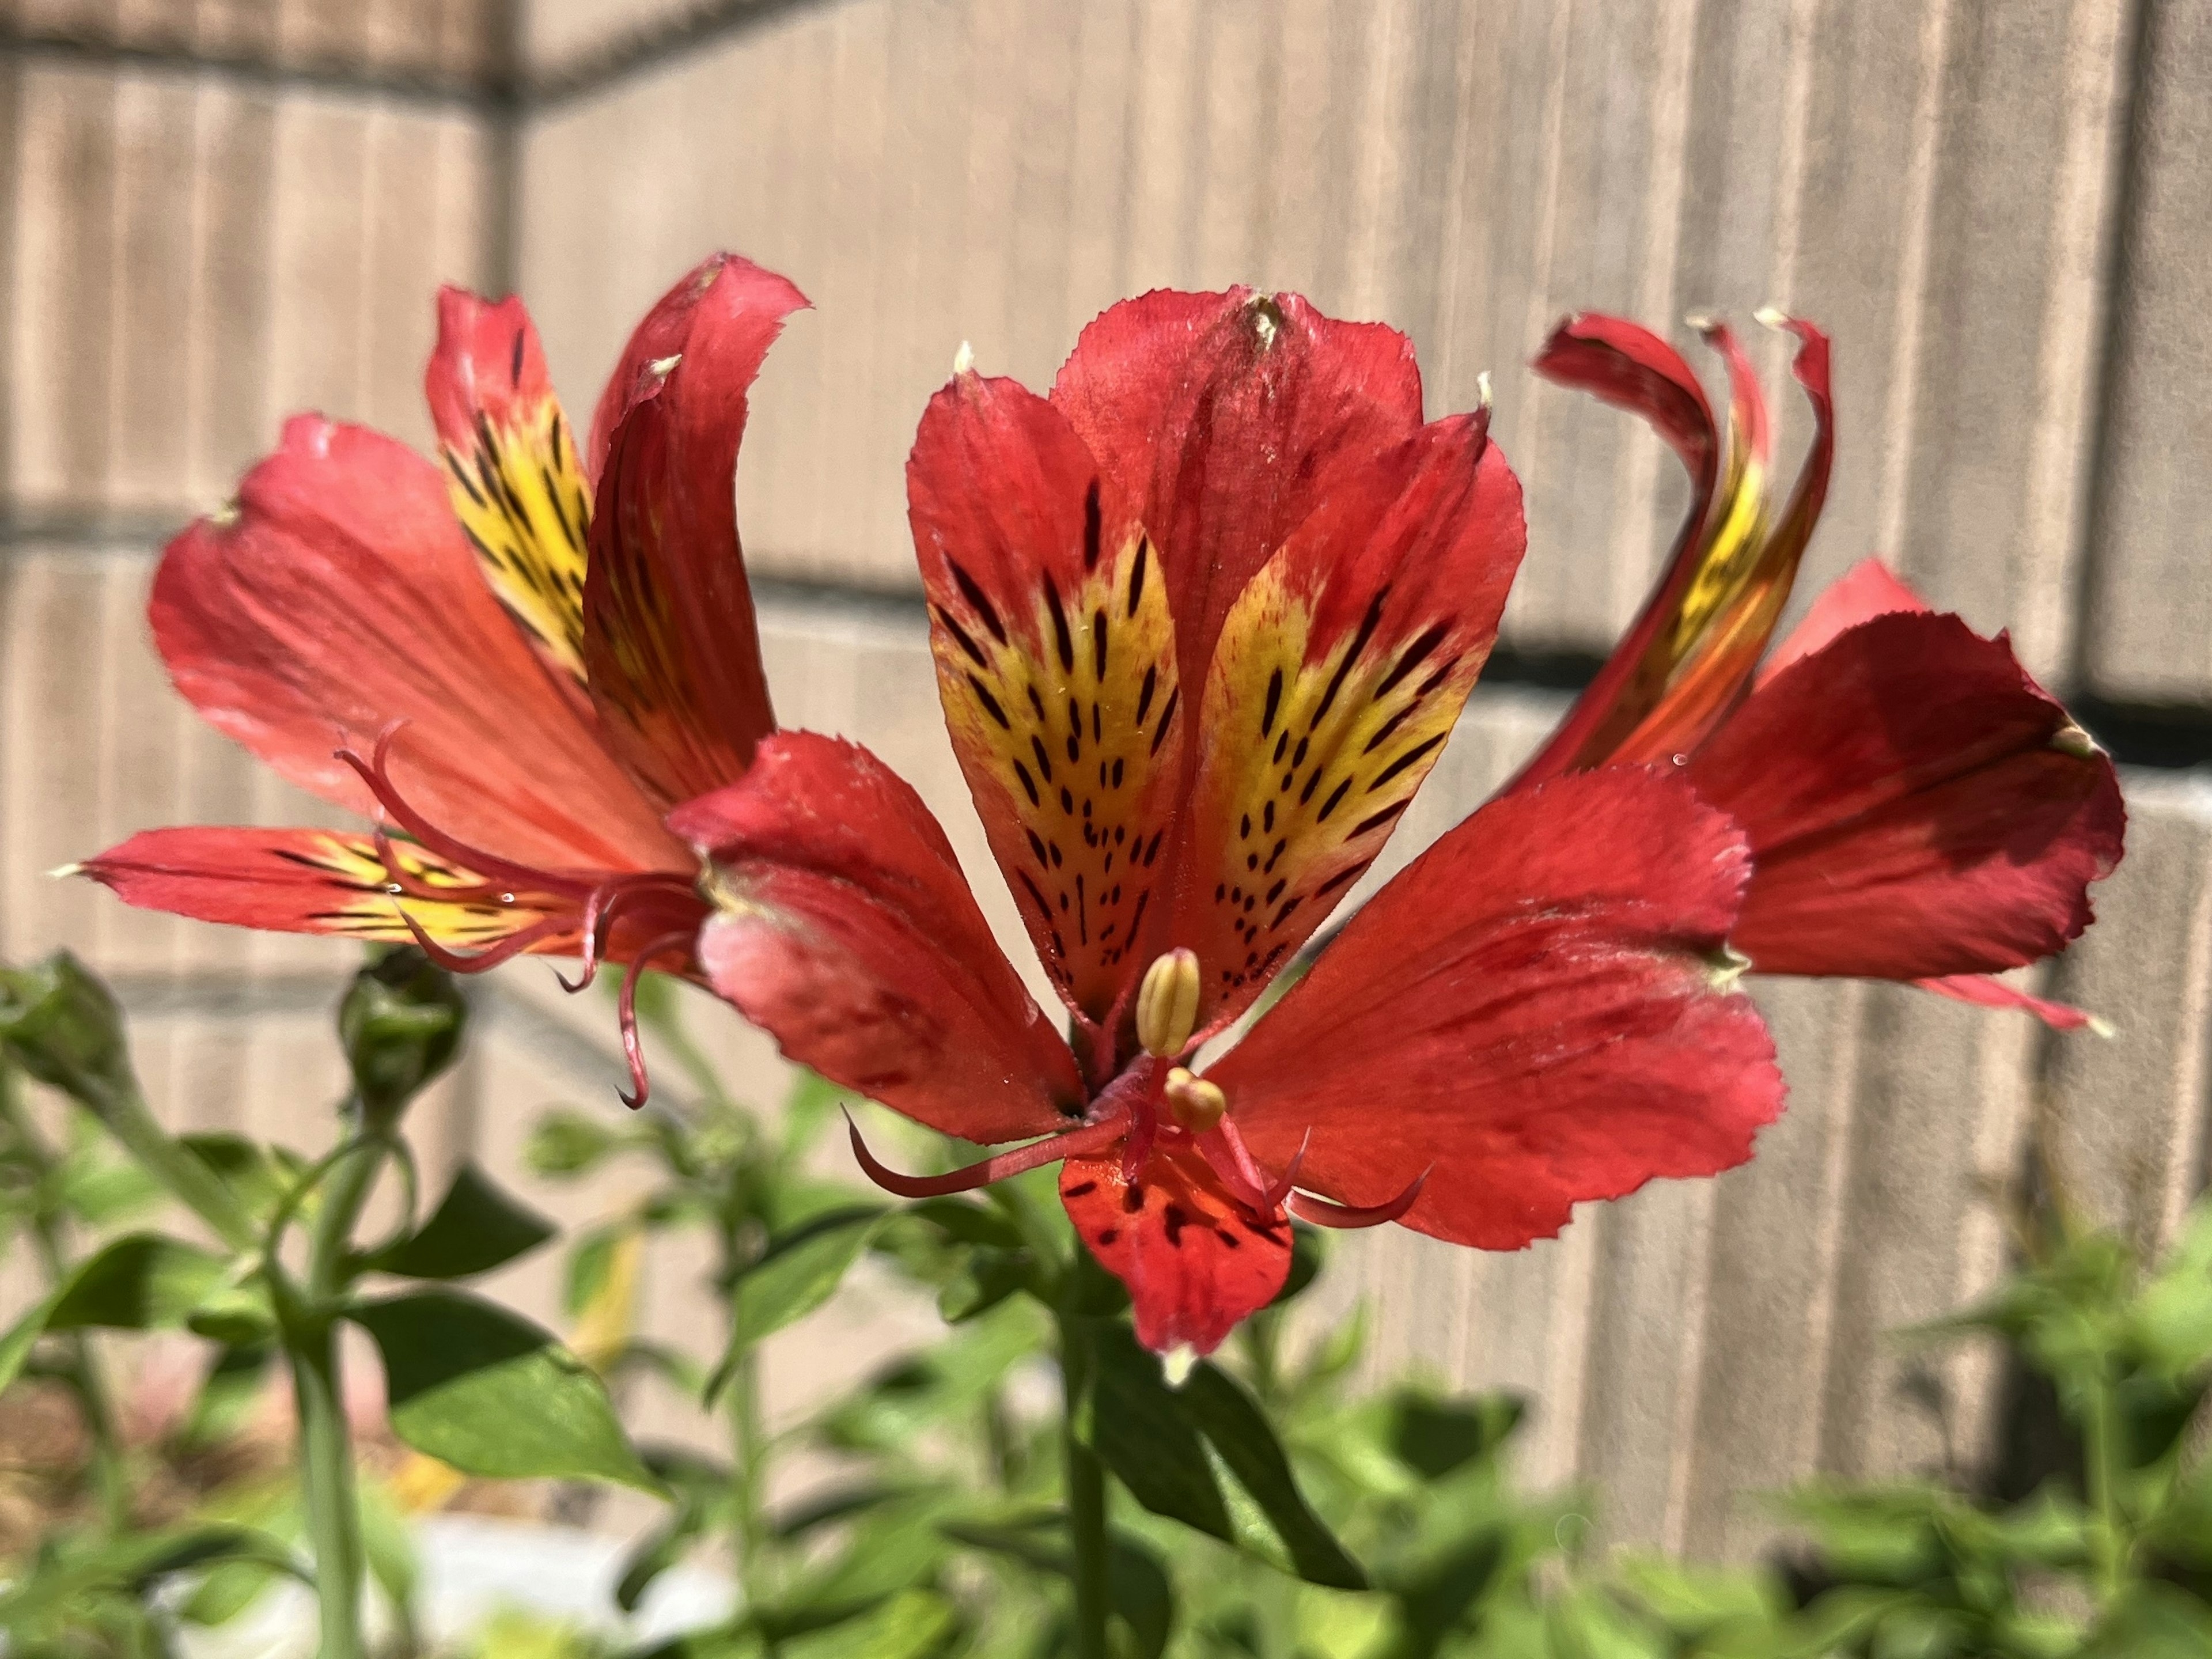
[1514,315,1834,779]
[583,256,802,807]
[424,287,594,682]
[1175,416,1525,1032]
[907,370,1184,1028]
[1756,556,1929,685]
[154,416,676,876]
[1050,289,1426,687]
[1916,973,2104,1033]
[1687,609,2125,979]
[79,827,575,951]
[1510,317,1719,785]
[679,733,1085,1145]
[585,254,809,485]
[1059,1143,1293,1355]
[1210,767,1782,1251]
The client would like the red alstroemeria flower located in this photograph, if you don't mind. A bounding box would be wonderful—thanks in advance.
[79,253,806,1100]
[673,290,1785,1356]
[1508,313,2125,1029]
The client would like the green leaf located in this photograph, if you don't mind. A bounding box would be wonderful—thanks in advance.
[350,1289,656,1491]
[904,1196,1026,1251]
[721,1204,889,1361]
[525,1108,626,1178]
[0,1294,52,1396]
[370,1161,554,1279]
[1387,1389,1524,1480]
[563,1221,631,1320]
[618,1483,714,1613]
[177,1132,292,1222]
[52,1120,160,1226]
[781,1587,960,1659]
[939,1514,1173,1659]
[48,1232,229,1331]
[1181,1359,1366,1589]
[1082,1324,1233,1541]
[177,1342,276,1448]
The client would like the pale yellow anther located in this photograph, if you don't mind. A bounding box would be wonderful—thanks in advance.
[1135,948,1202,1058]
[1164,1066,1226,1134]
[2051,722,2100,760]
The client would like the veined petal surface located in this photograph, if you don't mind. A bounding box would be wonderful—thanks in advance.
[1687,609,2125,979]
[82,828,573,950]
[426,288,593,683]
[1176,419,1524,1027]
[153,415,676,876]
[678,733,1085,1145]
[1211,767,1781,1249]
[1059,1144,1293,1355]
[1050,289,1426,687]
[910,371,1185,1027]
[584,256,801,807]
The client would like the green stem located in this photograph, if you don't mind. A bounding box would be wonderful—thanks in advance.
[726,1340,768,1600]
[283,1115,388,1659]
[82,1071,255,1251]
[2085,1367,2128,1607]
[1059,1315,1111,1659]
[1,1080,130,1532]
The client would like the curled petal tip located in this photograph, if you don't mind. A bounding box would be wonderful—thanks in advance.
[1289,1169,1429,1230]
[47,862,82,880]
[1476,369,1493,411]
[2088,1013,2116,1040]
[1161,1344,1199,1387]
[1753,304,1791,331]
[952,339,975,376]
[1684,309,1721,334]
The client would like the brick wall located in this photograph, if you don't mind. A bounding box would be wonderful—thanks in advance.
[3,0,2208,1560]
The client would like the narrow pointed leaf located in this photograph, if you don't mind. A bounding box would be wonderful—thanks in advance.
[350,1289,656,1490]
[1181,1357,1365,1587]
[48,1232,229,1332]
[368,1161,555,1279]
[1081,1323,1233,1542]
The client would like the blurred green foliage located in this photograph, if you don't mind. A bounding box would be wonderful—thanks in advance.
[7,953,2212,1658]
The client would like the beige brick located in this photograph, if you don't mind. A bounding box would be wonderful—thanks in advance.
[192,0,281,61]
[1679,977,1869,1560]
[275,0,368,69]
[184,79,279,509]
[2081,0,2212,704]
[1879,0,2130,683]
[105,74,200,519]
[519,0,700,81]
[10,66,118,518]
[360,106,492,449]
[2042,774,2212,1251]
[264,94,372,427]
[1,552,114,961]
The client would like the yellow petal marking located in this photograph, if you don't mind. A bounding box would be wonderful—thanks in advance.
[1190,565,1480,1005]
[931,527,1181,1022]
[285,834,565,948]
[440,395,593,681]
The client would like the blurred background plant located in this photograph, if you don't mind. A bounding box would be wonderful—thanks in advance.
[5,946,2212,1658]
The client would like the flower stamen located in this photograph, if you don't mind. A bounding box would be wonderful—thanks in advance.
[1135,948,1202,1058]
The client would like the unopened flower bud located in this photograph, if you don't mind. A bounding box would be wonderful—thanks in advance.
[1135,948,1201,1058]
[1164,1066,1226,1134]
